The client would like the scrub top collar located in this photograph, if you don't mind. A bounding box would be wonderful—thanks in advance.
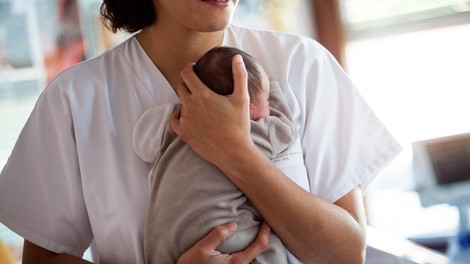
[127,27,235,107]
[127,36,180,105]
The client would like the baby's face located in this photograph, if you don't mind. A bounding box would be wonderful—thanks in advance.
[250,68,270,121]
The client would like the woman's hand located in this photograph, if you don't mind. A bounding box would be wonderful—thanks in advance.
[169,55,255,168]
[177,222,270,264]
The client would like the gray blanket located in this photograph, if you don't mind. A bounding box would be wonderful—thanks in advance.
[133,82,295,264]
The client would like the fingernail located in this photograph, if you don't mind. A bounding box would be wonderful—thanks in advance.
[234,54,244,64]
[227,222,238,231]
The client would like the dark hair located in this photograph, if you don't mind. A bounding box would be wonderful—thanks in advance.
[193,47,264,102]
[100,0,156,33]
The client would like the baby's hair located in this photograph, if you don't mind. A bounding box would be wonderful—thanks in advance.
[194,47,264,102]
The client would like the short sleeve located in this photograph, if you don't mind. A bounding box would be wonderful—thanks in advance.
[0,81,93,257]
[223,25,402,203]
[297,46,403,203]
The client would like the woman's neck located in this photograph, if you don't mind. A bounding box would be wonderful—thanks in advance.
[136,25,225,90]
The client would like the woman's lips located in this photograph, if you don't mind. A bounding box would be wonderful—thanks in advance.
[201,0,230,8]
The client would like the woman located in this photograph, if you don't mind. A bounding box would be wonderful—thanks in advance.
[0,0,401,263]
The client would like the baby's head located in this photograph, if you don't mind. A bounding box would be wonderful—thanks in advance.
[194,46,270,120]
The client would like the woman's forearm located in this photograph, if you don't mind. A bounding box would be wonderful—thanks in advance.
[23,240,92,264]
[172,57,367,263]
[217,145,367,263]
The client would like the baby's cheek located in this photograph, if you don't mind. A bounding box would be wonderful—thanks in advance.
[251,104,270,121]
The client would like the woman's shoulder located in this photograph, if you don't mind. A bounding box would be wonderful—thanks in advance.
[46,37,135,90]
[226,24,330,75]
[228,24,325,55]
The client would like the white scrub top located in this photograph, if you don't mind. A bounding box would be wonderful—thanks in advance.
[0,24,402,263]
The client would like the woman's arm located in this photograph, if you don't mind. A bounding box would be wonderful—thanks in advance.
[23,223,271,264]
[170,55,367,263]
[178,222,271,264]
[218,151,367,263]
[22,240,92,264]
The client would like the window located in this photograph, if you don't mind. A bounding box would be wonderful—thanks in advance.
[340,0,470,247]
[342,0,470,35]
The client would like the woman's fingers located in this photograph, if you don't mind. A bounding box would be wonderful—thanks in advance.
[230,54,249,103]
[177,222,270,264]
[229,55,251,130]
[177,222,238,264]
[174,80,192,105]
[179,63,210,96]
[177,56,248,104]
[168,106,182,137]
[231,222,270,262]
[196,222,238,250]
[170,54,252,167]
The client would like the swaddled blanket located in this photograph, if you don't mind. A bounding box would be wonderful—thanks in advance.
[133,82,295,264]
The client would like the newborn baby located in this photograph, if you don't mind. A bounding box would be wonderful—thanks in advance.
[133,47,295,264]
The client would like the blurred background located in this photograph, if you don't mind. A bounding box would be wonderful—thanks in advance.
[1,0,470,262]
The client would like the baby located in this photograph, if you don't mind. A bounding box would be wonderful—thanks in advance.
[133,47,296,264]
